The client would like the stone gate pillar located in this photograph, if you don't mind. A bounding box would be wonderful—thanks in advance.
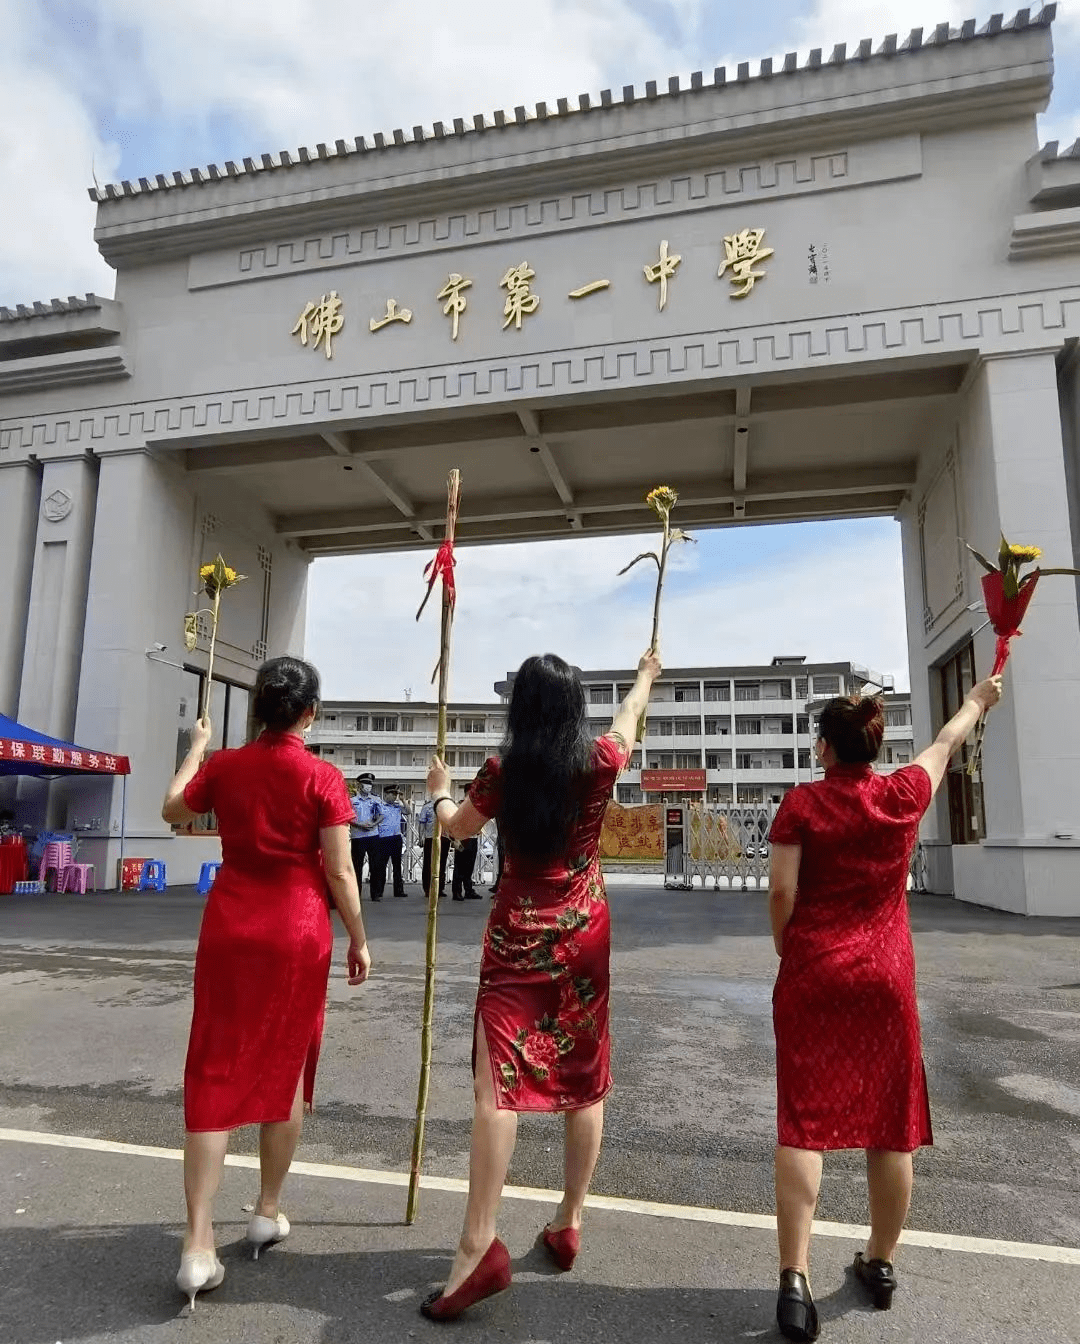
[956,350,1080,914]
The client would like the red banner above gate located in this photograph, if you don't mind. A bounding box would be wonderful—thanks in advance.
[640,768,706,792]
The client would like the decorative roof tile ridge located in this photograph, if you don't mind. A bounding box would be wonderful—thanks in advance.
[0,293,102,323]
[86,7,1057,204]
[1038,137,1080,160]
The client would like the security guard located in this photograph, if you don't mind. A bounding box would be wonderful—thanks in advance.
[350,772,384,901]
[418,797,449,899]
[373,783,408,899]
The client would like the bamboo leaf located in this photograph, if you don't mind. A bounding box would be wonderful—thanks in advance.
[669,529,697,546]
[963,542,997,575]
[1038,567,1080,577]
[617,551,661,576]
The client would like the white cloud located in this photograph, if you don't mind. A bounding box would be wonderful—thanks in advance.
[305,522,909,702]
[80,0,694,157]
[0,2,118,305]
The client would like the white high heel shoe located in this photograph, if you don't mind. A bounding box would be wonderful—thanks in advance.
[247,1211,290,1259]
[176,1250,225,1309]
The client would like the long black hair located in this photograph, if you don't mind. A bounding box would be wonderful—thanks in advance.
[498,654,595,863]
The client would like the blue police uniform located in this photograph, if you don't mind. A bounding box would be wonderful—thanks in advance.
[418,800,449,898]
[350,781,384,899]
[372,791,408,899]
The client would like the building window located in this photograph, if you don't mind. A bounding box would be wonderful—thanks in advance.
[735,717,762,736]
[443,750,456,766]
[885,707,910,727]
[646,752,674,769]
[707,784,733,803]
[738,785,765,804]
[673,683,700,702]
[797,715,810,735]
[798,749,811,769]
[617,784,643,804]
[814,675,840,695]
[674,751,701,769]
[647,719,674,737]
[400,716,414,732]
[371,749,396,766]
[462,717,486,733]
[325,714,337,724]
[705,751,731,770]
[704,717,731,736]
[673,717,700,736]
[445,717,457,732]
[938,642,986,844]
[782,751,794,769]
[616,683,634,701]
[794,677,809,699]
[460,750,485,769]
[897,752,910,764]
[371,715,398,733]
[629,751,642,770]
[736,752,753,769]
[734,682,759,701]
[353,714,369,731]
[589,685,614,704]
[761,680,787,700]
[704,681,731,702]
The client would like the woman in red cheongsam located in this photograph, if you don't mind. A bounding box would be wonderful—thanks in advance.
[768,678,1002,1342]
[162,657,371,1310]
[419,649,661,1322]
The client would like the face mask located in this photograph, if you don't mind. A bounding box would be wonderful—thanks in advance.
[360,783,372,795]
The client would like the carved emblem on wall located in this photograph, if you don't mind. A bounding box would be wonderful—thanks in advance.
[42,488,73,522]
[917,445,966,637]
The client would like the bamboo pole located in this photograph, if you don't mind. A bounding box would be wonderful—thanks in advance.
[407,469,461,1225]
[198,589,222,722]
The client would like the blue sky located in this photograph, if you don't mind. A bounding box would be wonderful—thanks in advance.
[3,1,1074,699]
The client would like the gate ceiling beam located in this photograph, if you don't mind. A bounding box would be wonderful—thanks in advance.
[733,385,751,519]
[273,461,915,538]
[318,432,434,542]
[516,407,578,526]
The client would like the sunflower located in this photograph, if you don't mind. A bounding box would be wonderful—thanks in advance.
[646,485,678,519]
[1007,544,1042,564]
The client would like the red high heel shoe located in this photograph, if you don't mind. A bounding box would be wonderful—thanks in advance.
[542,1224,580,1271]
[420,1238,512,1321]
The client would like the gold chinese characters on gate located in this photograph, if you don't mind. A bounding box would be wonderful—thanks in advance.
[289,227,774,358]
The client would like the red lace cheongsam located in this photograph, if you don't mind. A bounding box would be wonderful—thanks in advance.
[769,763,934,1153]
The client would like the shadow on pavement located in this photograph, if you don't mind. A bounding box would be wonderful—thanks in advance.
[0,1220,781,1344]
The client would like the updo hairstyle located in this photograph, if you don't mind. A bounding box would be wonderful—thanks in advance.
[252,656,321,732]
[818,695,885,764]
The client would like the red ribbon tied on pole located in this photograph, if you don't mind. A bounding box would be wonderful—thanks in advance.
[416,538,456,621]
[981,571,1039,676]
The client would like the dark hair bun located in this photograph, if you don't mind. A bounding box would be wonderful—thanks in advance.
[252,656,321,732]
[818,695,884,764]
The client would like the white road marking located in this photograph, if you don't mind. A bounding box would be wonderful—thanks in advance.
[1,1126,1078,1266]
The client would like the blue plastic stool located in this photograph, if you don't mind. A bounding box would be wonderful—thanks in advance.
[139,859,166,892]
[196,862,222,895]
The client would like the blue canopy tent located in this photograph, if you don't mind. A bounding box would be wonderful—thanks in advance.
[0,713,132,882]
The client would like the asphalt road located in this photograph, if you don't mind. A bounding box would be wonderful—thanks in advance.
[1,884,1079,1342]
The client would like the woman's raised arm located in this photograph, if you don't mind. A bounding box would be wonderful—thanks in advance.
[609,649,662,751]
[912,676,1003,796]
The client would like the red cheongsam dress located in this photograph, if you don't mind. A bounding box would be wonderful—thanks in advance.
[182,731,354,1131]
[769,763,934,1152]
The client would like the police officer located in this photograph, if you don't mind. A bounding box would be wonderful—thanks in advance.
[350,772,384,901]
[373,783,408,899]
[418,797,450,899]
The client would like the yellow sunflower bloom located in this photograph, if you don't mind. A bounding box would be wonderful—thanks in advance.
[647,485,678,518]
[1007,544,1042,563]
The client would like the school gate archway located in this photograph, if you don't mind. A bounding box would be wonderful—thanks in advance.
[1,9,1078,910]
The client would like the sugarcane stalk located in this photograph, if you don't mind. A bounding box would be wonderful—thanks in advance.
[407,469,461,1224]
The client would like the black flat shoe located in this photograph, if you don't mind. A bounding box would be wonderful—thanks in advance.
[853,1253,896,1310]
[452,893,465,901]
[776,1269,819,1342]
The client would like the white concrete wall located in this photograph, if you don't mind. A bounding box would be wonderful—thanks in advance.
[44,450,312,888]
[0,463,40,716]
[904,352,1080,913]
